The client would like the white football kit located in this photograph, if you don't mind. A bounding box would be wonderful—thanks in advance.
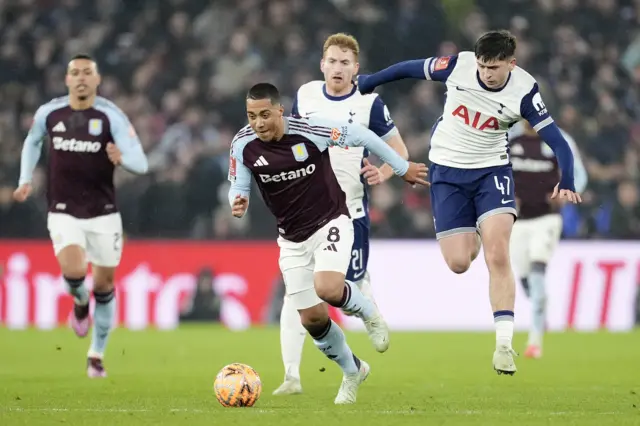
[293,81,397,280]
[423,51,556,238]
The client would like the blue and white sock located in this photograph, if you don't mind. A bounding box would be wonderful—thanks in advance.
[528,263,547,346]
[65,276,89,305]
[494,310,514,349]
[88,290,116,358]
[309,319,360,375]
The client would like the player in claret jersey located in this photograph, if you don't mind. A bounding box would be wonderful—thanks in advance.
[14,54,148,377]
[229,83,427,404]
[357,30,582,375]
[274,33,409,396]
[508,121,587,358]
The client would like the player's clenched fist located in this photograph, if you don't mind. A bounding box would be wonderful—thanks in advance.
[13,183,32,202]
[401,162,429,187]
[550,183,582,204]
[231,195,249,218]
[106,142,122,166]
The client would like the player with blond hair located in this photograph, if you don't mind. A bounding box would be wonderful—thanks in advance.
[273,33,409,395]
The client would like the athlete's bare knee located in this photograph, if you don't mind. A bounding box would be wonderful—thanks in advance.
[298,303,329,331]
[439,234,475,274]
[57,245,87,278]
[313,271,345,304]
[484,244,510,272]
[446,256,471,274]
[92,266,116,292]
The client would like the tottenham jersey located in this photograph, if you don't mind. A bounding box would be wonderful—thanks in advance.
[425,51,553,169]
[293,81,398,219]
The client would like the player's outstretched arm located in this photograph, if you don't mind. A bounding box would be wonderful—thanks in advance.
[227,142,252,218]
[308,116,428,186]
[357,55,457,94]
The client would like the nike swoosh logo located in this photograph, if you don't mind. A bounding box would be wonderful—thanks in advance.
[501,199,514,204]
[352,270,366,279]
[456,86,466,91]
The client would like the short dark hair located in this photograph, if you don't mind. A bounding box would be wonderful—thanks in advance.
[474,30,516,62]
[70,53,95,62]
[68,53,99,72]
[247,83,281,105]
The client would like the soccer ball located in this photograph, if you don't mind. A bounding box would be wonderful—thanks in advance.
[213,363,262,407]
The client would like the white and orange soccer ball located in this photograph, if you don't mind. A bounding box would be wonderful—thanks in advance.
[213,363,262,407]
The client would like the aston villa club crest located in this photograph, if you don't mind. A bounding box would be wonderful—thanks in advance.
[88,119,102,136]
[292,143,309,162]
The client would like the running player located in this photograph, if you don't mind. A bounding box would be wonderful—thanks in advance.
[14,54,149,377]
[508,120,587,358]
[274,33,409,395]
[229,83,427,403]
[357,30,582,375]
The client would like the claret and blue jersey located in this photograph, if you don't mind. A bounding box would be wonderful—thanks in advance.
[228,114,408,247]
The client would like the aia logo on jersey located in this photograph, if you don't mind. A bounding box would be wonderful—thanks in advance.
[451,105,499,131]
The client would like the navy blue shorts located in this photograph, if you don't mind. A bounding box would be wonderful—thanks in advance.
[429,163,517,239]
[345,216,370,282]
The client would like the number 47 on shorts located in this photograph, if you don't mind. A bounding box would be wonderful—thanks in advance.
[493,175,515,205]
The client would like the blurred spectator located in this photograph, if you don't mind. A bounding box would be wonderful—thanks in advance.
[179,267,221,323]
[0,0,638,240]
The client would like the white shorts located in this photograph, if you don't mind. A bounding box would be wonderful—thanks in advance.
[278,215,354,310]
[47,213,123,267]
[510,213,562,277]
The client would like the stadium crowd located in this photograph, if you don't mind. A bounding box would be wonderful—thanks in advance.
[0,0,639,240]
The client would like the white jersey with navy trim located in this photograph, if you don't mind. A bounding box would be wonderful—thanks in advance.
[293,81,398,219]
[425,51,553,169]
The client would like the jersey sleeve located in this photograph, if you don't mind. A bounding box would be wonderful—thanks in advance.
[102,105,149,174]
[423,55,458,82]
[303,116,409,176]
[519,83,553,131]
[228,134,252,212]
[18,106,49,185]
[369,96,398,141]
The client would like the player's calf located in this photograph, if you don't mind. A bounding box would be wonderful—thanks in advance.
[480,213,517,367]
[526,261,547,352]
[57,245,91,337]
[315,271,389,352]
[299,303,368,404]
[88,266,117,362]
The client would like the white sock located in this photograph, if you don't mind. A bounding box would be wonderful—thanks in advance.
[279,296,306,381]
[494,310,514,348]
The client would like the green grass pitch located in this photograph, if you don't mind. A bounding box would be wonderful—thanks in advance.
[1,325,639,425]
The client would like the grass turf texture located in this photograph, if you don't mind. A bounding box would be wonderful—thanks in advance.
[1,325,639,425]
